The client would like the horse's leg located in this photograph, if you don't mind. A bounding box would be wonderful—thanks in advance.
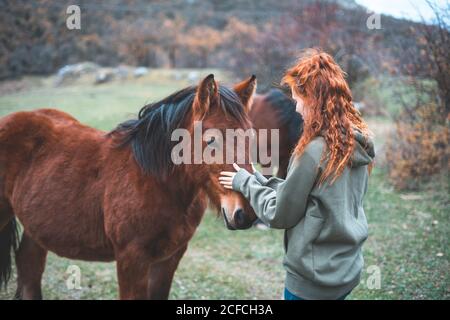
[116,244,187,300]
[14,233,48,300]
[116,247,151,300]
[147,244,187,300]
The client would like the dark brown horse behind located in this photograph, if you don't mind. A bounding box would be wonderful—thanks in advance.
[250,89,303,178]
[0,74,257,299]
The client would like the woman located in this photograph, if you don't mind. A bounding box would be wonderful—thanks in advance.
[219,48,375,300]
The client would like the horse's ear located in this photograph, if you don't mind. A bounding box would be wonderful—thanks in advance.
[193,74,217,119]
[234,75,257,112]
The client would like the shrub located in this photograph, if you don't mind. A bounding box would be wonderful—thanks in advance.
[385,102,449,190]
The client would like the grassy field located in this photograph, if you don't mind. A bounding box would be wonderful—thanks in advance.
[0,70,448,300]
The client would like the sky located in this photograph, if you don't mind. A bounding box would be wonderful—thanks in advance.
[354,0,448,22]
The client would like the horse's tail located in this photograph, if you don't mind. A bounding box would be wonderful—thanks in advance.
[0,218,19,289]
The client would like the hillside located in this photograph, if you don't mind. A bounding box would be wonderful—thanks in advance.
[0,0,429,89]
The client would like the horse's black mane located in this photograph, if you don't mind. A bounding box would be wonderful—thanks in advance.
[264,88,303,148]
[111,85,247,178]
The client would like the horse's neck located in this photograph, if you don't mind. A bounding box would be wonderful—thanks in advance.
[165,168,206,208]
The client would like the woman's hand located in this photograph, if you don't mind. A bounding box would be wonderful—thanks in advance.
[219,163,241,189]
[219,163,256,189]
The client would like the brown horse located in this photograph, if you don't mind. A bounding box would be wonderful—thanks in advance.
[249,89,303,178]
[0,74,258,300]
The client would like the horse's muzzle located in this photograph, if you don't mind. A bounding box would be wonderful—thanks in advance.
[222,208,236,230]
[222,208,253,230]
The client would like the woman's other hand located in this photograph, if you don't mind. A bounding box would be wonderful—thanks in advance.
[219,163,242,189]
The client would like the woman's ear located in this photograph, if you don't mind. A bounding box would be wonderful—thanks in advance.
[193,74,218,119]
[233,75,257,112]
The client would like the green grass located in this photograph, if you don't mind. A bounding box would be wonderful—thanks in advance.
[0,71,448,300]
[354,75,437,116]
[0,68,231,131]
[352,168,449,299]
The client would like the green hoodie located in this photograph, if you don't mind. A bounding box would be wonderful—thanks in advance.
[232,130,375,300]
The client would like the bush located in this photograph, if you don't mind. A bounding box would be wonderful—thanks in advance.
[385,102,449,190]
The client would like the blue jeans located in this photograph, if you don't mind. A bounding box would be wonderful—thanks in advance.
[284,288,350,300]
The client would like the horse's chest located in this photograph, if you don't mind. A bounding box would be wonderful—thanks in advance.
[167,210,209,256]
[107,197,207,261]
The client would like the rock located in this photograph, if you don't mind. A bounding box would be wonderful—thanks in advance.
[134,67,149,78]
[56,62,99,77]
[114,65,132,79]
[187,71,199,82]
[55,62,99,86]
[95,69,115,84]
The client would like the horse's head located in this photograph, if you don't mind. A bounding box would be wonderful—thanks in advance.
[113,74,258,230]
[187,74,258,230]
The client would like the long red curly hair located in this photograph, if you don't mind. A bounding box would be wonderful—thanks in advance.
[281,48,372,184]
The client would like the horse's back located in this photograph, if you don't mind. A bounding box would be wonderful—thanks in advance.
[0,108,106,199]
[249,94,279,130]
[0,108,101,151]
[0,109,115,261]
[0,108,104,195]
[0,108,78,143]
[34,108,80,125]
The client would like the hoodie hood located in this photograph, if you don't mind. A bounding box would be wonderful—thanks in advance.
[351,130,375,167]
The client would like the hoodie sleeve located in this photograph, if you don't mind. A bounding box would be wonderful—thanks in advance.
[253,171,285,190]
[232,151,319,229]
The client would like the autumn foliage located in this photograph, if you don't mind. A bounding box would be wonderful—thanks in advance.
[386,103,449,190]
[0,0,431,91]
[385,3,449,190]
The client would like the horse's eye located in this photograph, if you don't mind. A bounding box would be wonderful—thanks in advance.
[207,137,215,145]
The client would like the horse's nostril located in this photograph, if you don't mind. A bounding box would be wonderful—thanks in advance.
[234,208,245,226]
